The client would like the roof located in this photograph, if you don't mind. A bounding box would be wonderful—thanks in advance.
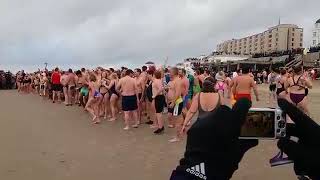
[316,19,320,24]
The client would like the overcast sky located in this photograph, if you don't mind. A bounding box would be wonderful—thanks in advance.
[0,0,319,71]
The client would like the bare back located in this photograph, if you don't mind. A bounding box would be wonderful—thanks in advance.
[67,73,76,86]
[119,76,136,96]
[234,75,255,94]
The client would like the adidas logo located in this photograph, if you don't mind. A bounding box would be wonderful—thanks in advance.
[186,162,207,180]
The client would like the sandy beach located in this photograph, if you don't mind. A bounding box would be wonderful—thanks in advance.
[1,83,320,180]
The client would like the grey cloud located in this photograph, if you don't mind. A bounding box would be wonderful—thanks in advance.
[0,0,319,71]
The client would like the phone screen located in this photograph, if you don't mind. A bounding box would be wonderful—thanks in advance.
[240,111,275,138]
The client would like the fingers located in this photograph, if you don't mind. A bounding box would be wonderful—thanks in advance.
[278,98,320,140]
[278,98,311,126]
[286,123,300,138]
[277,138,301,160]
[232,98,252,127]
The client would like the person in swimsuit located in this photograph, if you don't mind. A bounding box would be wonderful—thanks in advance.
[76,71,89,108]
[179,69,190,117]
[152,70,166,134]
[60,71,68,104]
[24,74,32,94]
[85,73,103,124]
[33,74,40,94]
[232,67,259,102]
[51,67,62,103]
[276,69,288,98]
[117,69,139,130]
[39,73,48,97]
[267,69,279,105]
[100,71,111,119]
[193,70,201,96]
[168,67,184,143]
[285,66,312,115]
[66,69,76,106]
[106,73,119,121]
[135,68,144,124]
[139,66,148,120]
[215,71,227,98]
[180,77,224,134]
[145,69,155,125]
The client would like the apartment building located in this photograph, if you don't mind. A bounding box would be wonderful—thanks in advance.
[217,24,303,54]
[312,19,320,47]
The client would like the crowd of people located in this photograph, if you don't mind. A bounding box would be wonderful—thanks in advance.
[13,64,319,179]
[0,71,15,89]
[15,65,314,141]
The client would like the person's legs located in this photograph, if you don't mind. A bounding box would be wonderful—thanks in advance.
[169,115,184,142]
[132,110,139,127]
[169,103,184,142]
[43,85,47,97]
[52,90,56,102]
[57,89,61,102]
[85,97,97,121]
[75,88,79,104]
[109,94,118,121]
[63,86,68,105]
[103,93,110,119]
[67,86,75,105]
[93,96,103,123]
[145,100,152,124]
[79,92,84,107]
[167,113,174,128]
[123,111,130,130]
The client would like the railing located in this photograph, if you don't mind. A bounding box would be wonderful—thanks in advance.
[285,54,302,68]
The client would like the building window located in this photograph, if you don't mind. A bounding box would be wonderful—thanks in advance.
[300,43,302,47]
[292,33,295,36]
[276,43,278,46]
[269,44,271,47]
[292,43,294,46]
[313,40,317,45]
[276,38,278,42]
[276,33,278,37]
[292,28,295,31]
[314,32,317,37]
[269,39,272,43]
[292,38,294,41]
[269,35,272,38]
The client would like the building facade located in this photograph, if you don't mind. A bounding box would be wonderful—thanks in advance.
[312,19,320,47]
[217,24,303,55]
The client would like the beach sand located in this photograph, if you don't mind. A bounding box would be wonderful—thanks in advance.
[1,83,319,180]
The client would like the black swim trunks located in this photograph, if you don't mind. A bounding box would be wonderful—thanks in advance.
[269,84,276,92]
[154,95,166,113]
[122,95,138,111]
[168,102,183,116]
[52,84,62,92]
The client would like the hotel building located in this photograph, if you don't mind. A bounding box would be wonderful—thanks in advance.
[217,24,303,55]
